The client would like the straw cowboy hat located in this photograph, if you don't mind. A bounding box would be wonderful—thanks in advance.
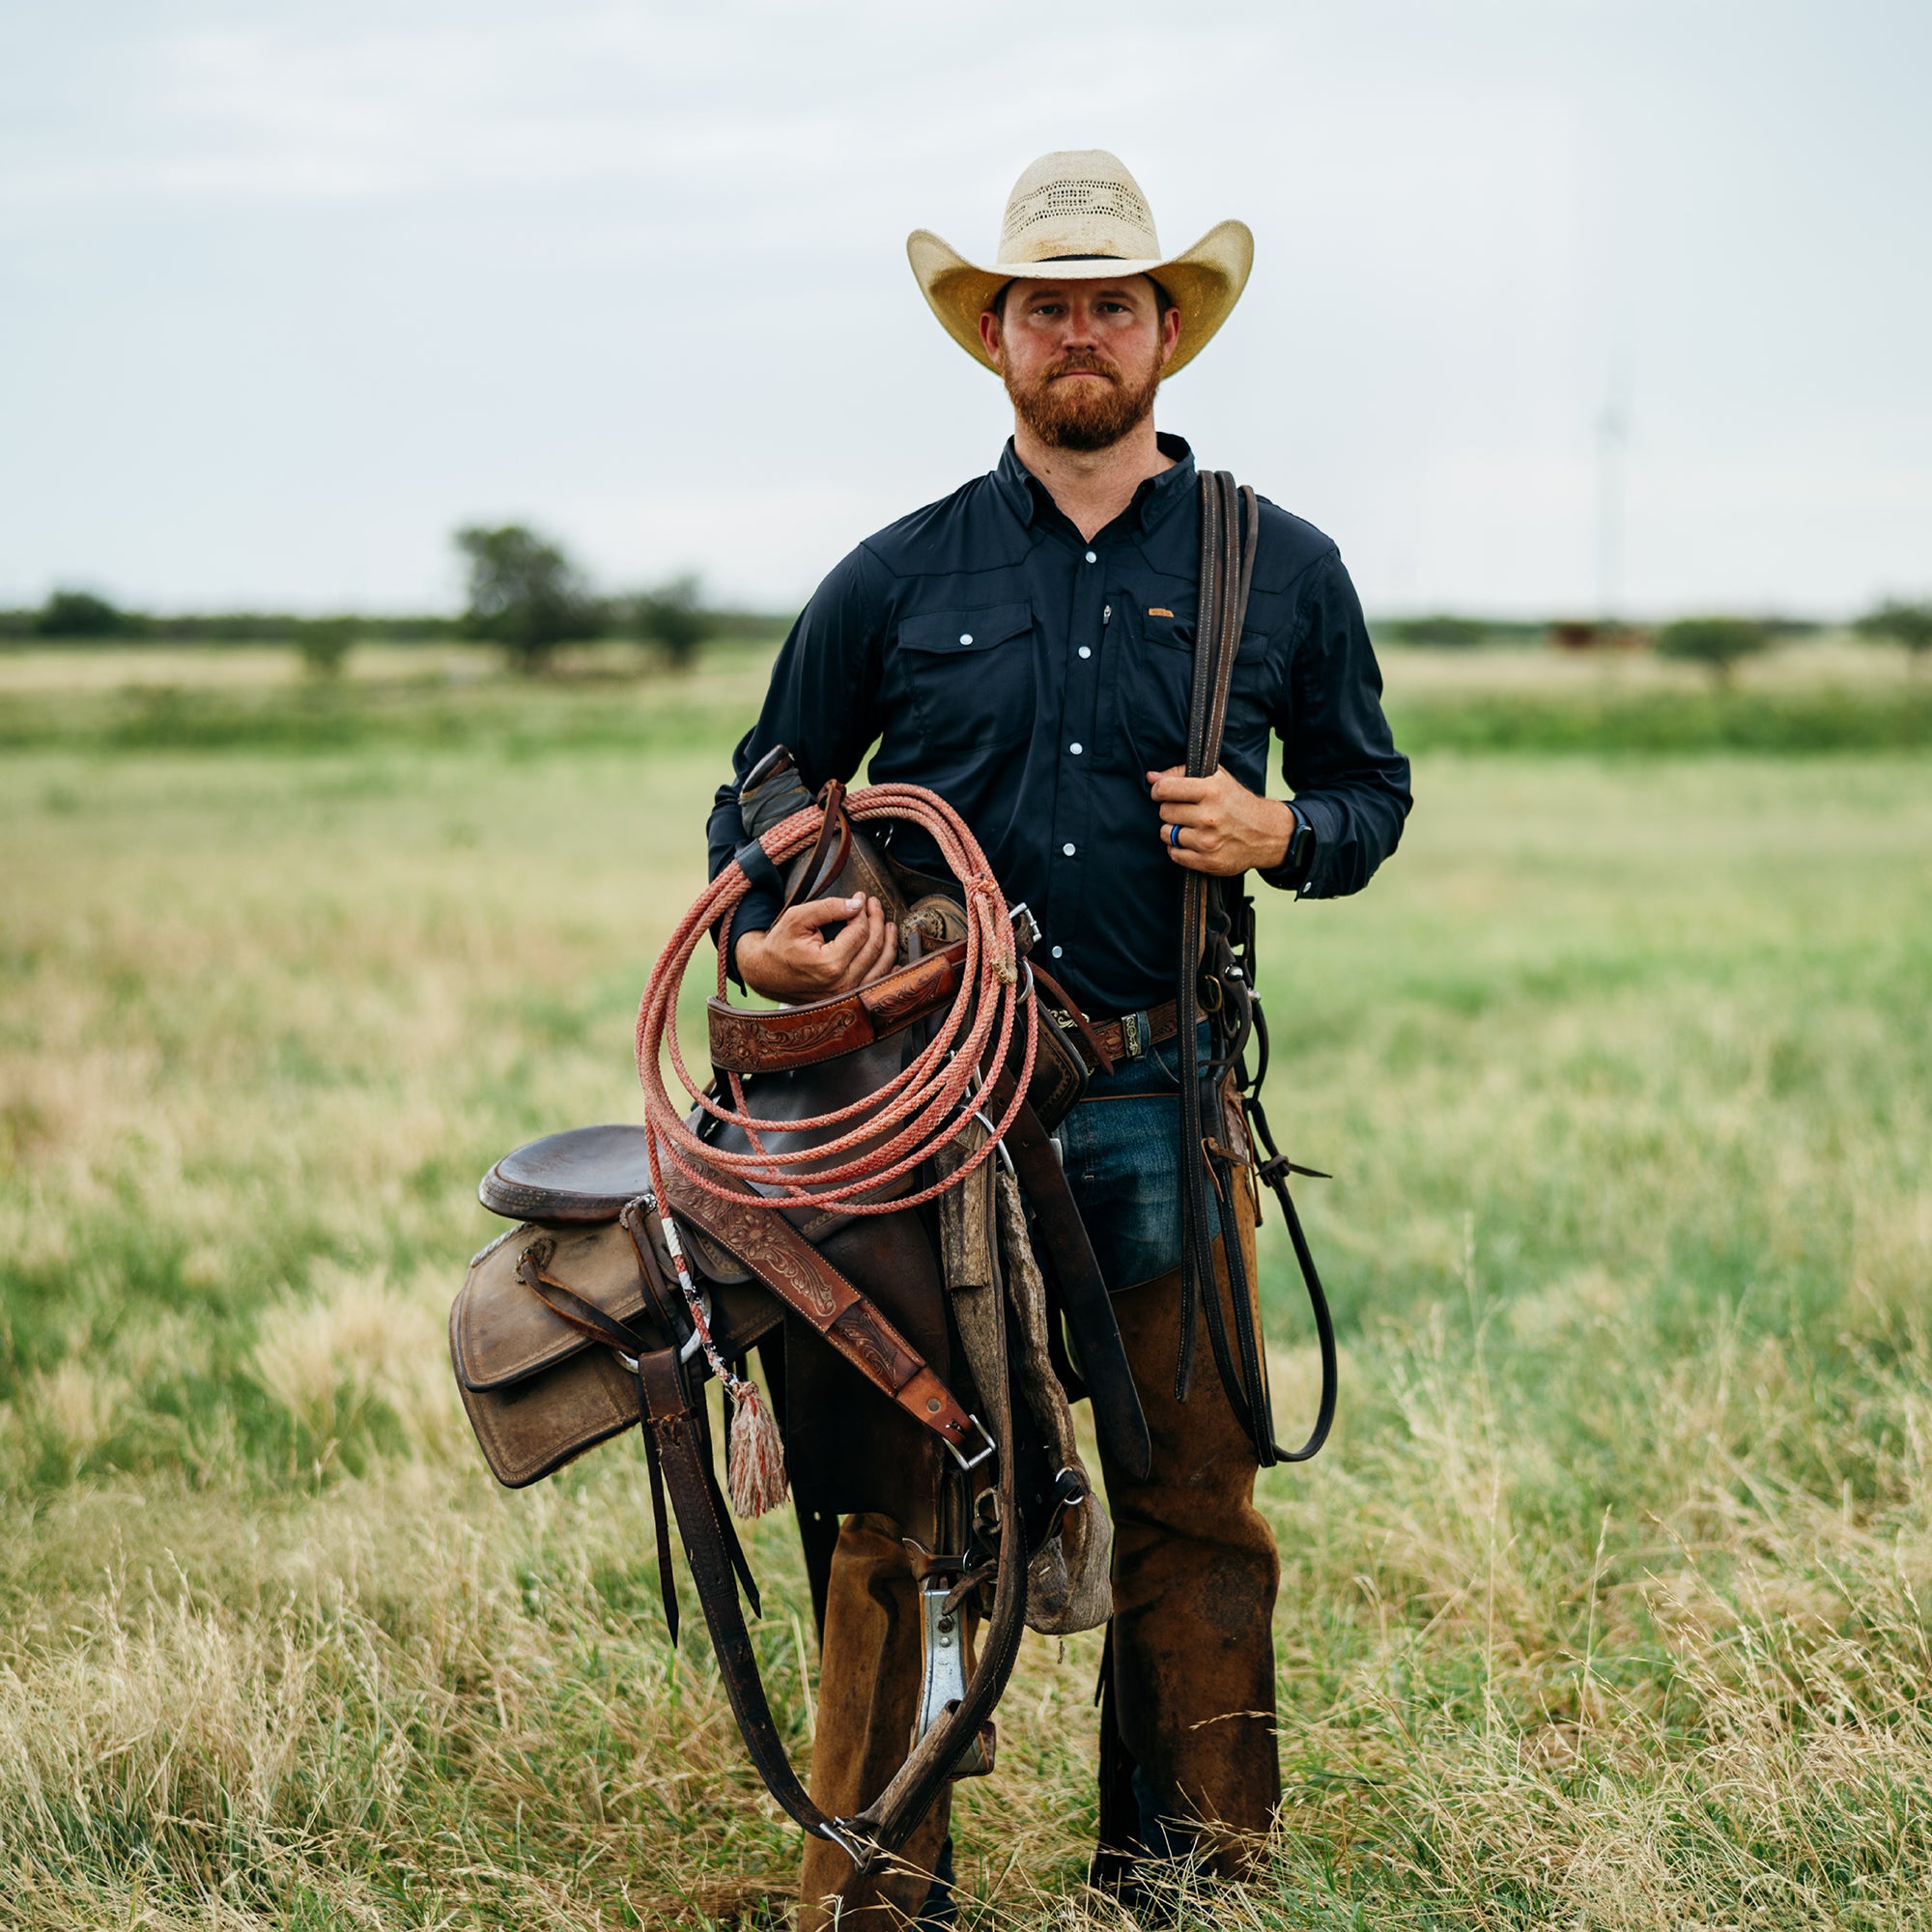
[907,150,1253,378]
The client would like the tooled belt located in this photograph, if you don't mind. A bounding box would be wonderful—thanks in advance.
[1083,999,1179,1069]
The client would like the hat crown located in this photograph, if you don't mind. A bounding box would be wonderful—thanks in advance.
[997,149,1160,268]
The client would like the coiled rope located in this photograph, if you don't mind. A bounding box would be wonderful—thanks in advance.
[635,781,1037,1216]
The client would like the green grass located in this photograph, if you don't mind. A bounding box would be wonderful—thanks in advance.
[5,644,1929,757]
[1391,683,1932,753]
[2,674,1930,1926]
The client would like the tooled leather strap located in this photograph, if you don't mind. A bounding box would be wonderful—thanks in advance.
[658,1161,981,1462]
[707,938,971,1074]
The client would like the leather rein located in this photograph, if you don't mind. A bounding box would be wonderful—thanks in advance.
[1176,470,1339,1467]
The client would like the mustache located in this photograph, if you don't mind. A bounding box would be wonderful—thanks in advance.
[1044,350,1122,384]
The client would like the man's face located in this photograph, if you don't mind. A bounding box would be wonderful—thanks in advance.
[980,275,1180,453]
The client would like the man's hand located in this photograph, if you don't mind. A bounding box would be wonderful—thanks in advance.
[1147,766,1294,875]
[735,895,897,1002]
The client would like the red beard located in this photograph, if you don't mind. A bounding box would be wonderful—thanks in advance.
[1003,346,1163,453]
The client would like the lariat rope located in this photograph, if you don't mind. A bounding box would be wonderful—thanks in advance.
[633,781,1037,1513]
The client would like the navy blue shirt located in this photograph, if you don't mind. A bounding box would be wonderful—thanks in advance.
[707,434,1411,1019]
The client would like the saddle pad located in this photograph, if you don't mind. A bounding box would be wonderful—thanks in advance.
[479,1122,654,1224]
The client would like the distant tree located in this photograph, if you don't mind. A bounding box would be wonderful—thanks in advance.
[38,590,128,637]
[1654,616,1774,688]
[454,525,602,672]
[635,574,718,668]
[1855,599,1932,672]
[295,617,356,679]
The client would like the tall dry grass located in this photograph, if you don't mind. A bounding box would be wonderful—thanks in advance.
[2,724,1929,1927]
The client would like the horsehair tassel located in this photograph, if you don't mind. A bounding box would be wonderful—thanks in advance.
[658,1197,788,1519]
[726,1378,789,1518]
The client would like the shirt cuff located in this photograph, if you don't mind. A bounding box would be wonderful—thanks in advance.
[1257,797,1334,896]
[720,885,783,990]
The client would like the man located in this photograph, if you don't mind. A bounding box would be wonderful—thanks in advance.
[705,151,1410,1924]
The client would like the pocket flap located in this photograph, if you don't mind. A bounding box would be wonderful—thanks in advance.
[452,1220,657,1391]
[1142,608,1268,659]
[898,603,1032,655]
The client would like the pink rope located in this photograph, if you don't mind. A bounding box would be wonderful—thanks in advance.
[635,783,1037,1217]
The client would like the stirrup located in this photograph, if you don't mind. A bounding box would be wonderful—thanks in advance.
[913,1580,995,1777]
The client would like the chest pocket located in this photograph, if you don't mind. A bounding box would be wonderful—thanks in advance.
[896,603,1036,759]
[1118,604,1272,779]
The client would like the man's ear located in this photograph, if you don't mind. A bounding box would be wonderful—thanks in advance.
[1157,302,1182,369]
[979,307,1005,368]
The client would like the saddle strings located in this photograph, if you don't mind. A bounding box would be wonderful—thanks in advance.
[634,781,1038,1219]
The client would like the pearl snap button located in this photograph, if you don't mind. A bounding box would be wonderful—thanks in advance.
[1063,841,1076,856]
[958,633,973,645]
[1051,945,1064,959]
[1078,646,1092,659]
[1084,551,1097,563]
[1069,742,1083,755]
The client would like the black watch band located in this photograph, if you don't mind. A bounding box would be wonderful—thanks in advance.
[1283,803,1316,883]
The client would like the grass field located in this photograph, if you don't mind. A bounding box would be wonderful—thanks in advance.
[3,647,1930,1928]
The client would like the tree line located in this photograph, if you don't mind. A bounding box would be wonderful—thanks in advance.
[0,524,785,675]
[8,527,1929,685]
[1378,606,1932,682]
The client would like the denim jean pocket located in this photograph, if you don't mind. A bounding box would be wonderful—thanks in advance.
[1055,1022,1218,1289]
[1059,1090,1183,1292]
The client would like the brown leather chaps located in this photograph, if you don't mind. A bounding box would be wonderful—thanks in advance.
[798,1187,1279,1927]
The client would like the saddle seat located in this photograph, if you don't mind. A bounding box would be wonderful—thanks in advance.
[487,1024,919,1227]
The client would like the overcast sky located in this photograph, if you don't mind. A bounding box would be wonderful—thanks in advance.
[2,0,1926,618]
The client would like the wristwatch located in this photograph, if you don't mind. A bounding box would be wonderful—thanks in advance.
[1281,803,1316,884]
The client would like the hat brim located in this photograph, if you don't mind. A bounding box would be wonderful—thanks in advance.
[906,218,1253,378]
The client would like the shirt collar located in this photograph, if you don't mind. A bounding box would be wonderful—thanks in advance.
[993,432,1197,542]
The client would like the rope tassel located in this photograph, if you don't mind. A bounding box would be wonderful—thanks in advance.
[726,1378,788,1518]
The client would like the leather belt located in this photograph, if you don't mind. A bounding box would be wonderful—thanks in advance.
[1084,999,1179,1070]
[707,938,970,1074]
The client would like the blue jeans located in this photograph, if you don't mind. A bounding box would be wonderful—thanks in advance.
[1057,1024,1213,1293]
